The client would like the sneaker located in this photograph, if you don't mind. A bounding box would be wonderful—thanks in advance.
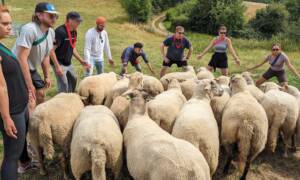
[18,161,39,174]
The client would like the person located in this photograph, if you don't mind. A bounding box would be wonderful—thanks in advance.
[160,26,193,78]
[12,2,58,173]
[197,25,240,76]
[0,6,30,180]
[50,11,90,93]
[84,16,114,76]
[120,42,155,76]
[248,43,300,87]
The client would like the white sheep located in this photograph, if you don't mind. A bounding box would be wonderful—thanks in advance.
[28,93,84,177]
[221,74,268,180]
[127,72,164,97]
[179,78,197,100]
[148,79,186,133]
[77,72,118,105]
[123,90,211,180]
[259,82,299,157]
[71,105,123,180]
[172,79,223,175]
[104,77,129,108]
[160,65,196,90]
[110,95,130,131]
[241,72,264,101]
[196,67,214,80]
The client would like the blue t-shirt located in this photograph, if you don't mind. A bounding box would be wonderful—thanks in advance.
[163,35,191,61]
[121,46,148,64]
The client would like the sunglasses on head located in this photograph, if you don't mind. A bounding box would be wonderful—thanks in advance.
[272,48,280,51]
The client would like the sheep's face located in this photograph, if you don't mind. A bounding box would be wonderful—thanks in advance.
[167,79,181,90]
[259,82,279,93]
[215,76,230,86]
[241,72,254,85]
[128,72,143,90]
[229,74,247,94]
[196,79,224,98]
[124,90,148,116]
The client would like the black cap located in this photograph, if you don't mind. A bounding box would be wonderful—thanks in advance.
[66,11,82,22]
[35,2,58,14]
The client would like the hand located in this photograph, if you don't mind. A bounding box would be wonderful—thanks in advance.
[28,85,36,101]
[3,117,17,139]
[44,77,51,89]
[81,61,91,70]
[197,54,203,60]
[109,59,115,67]
[55,65,64,77]
[235,58,241,66]
[163,57,170,63]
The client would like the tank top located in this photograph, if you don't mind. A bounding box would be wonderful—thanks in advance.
[214,37,228,53]
[0,43,28,115]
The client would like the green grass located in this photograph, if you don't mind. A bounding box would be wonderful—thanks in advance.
[0,0,300,179]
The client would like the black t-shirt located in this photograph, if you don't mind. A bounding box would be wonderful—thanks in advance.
[0,43,28,115]
[163,35,191,61]
[54,25,77,66]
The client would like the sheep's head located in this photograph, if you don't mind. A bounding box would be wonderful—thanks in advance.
[229,74,248,94]
[167,78,181,90]
[215,76,230,86]
[241,71,255,85]
[194,79,224,99]
[196,66,207,73]
[183,65,195,74]
[128,72,143,90]
[122,89,150,116]
[279,85,300,97]
[259,82,280,93]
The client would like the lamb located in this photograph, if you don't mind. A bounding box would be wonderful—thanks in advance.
[172,79,223,175]
[148,79,186,133]
[77,72,118,105]
[70,105,123,180]
[259,82,299,157]
[28,93,84,177]
[123,89,211,180]
[104,77,129,108]
[196,67,214,80]
[241,71,264,101]
[221,74,268,180]
[127,72,164,97]
[282,85,300,159]
[160,65,196,90]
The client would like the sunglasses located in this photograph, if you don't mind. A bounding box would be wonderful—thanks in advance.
[272,48,280,51]
[48,13,59,20]
[178,32,184,35]
[219,32,226,34]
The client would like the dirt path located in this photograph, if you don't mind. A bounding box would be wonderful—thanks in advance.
[150,13,170,36]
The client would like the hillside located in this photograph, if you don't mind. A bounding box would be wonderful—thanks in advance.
[0,0,300,179]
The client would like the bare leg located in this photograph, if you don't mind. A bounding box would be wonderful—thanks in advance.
[220,68,229,76]
[206,65,214,72]
[256,76,267,87]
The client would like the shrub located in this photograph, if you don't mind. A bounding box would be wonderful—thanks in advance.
[170,15,189,31]
[249,3,289,38]
[123,0,152,23]
[285,0,300,22]
[152,0,184,14]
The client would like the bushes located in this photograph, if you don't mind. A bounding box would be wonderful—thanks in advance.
[249,3,289,38]
[152,0,184,14]
[123,0,152,23]
[188,0,245,35]
[285,0,300,22]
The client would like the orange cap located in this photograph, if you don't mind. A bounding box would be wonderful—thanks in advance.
[96,16,106,25]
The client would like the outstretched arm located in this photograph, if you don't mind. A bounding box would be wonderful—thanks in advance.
[197,39,214,60]
[227,38,240,65]
[247,58,268,71]
[286,57,300,79]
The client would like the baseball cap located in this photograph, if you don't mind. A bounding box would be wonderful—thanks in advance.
[96,16,106,25]
[66,11,82,22]
[35,2,59,14]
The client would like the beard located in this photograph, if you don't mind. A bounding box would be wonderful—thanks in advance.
[97,26,104,31]
[41,19,54,28]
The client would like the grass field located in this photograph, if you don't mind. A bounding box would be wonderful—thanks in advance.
[0,0,300,179]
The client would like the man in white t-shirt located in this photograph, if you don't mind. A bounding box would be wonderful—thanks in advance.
[12,2,60,172]
[84,16,114,76]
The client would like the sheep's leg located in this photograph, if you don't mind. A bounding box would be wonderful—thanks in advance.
[38,148,47,176]
[59,153,70,180]
[292,134,296,152]
[239,159,251,180]
[268,125,280,153]
[282,132,293,158]
[223,145,233,175]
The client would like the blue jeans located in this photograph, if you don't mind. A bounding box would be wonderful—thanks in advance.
[85,60,104,77]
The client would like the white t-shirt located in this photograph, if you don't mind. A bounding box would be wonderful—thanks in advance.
[84,28,112,63]
[12,22,55,70]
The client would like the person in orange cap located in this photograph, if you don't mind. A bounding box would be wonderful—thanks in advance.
[83,16,114,76]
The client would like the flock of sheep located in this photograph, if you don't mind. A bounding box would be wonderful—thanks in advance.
[26,66,300,180]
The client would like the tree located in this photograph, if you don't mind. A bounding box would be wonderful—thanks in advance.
[285,0,300,22]
[123,0,152,23]
[188,0,245,35]
[249,3,289,38]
